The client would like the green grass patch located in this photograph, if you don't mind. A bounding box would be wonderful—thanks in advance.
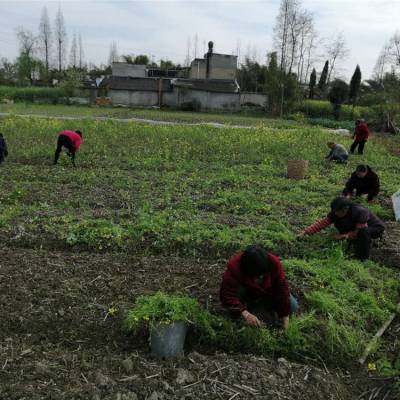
[0,113,399,364]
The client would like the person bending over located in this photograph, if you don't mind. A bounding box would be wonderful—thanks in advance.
[0,133,8,165]
[326,142,348,164]
[54,129,83,167]
[220,245,298,330]
[343,164,380,203]
[350,119,369,155]
[299,197,384,261]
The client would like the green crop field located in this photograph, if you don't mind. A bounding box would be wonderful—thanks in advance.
[0,114,399,384]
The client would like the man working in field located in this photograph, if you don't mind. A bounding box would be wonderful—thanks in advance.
[0,133,8,165]
[220,245,298,330]
[343,164,380,203]
[325,141,348,163]
[54,129,83,167]
[350,119,369,155]
[299,197,384,261]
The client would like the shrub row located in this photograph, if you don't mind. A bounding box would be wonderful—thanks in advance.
[296,100,374,121]
[0,85,67,102]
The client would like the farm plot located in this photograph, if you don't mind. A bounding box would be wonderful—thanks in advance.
[0,115,399,398]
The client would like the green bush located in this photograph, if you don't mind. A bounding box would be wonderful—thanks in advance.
[307,118,355,130]
[125,292,216,337]
[296,100,373,121]
[0,85,67,102]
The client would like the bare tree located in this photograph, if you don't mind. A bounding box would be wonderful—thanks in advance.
[296,11,315,82]
[373,45,391,81]
[388,32,400,67]
[108,41,119,65]
[236,38,241,64]
[287,3,303,74]
[325,32,349,82]
[69,33,78,68]
[303,28,319,83]
[273,0,300,72]
[17,28,37,57]
[38,6,51,76]
[78,33,85,69]
[54,6,67,72]
[193,34,198,59]
[374,32,400,80]
[185,37,191,66]
[16,28,39,84]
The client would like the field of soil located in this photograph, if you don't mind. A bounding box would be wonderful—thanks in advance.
[1,246,398,399]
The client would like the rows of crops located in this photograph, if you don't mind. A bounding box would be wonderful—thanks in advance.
[1,114,399,372]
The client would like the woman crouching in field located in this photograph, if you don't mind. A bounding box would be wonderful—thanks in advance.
[220,245,298,330]
[299,197,384,261]
[54,129,83,167]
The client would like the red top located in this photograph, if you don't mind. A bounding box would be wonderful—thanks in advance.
[60,130,82,151]
[220,252,291,317]
[354,123,369,141]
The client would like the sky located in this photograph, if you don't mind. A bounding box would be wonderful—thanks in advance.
[0,0,399,79]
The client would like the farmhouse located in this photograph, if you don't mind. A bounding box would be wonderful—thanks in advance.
[99,42,241,111]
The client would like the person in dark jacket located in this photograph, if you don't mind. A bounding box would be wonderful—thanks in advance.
[0,133,8,165]
[220,245,298,330]
[299,197,384,261]
[343,165,380,202]
[54,130,83,166]
[350,119,369,155]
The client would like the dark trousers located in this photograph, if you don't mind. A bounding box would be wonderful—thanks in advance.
[54,135,75,165]
[239,285,299,316]
[350,140,366,154]
[354,226,384,261]
[331,154,348,164]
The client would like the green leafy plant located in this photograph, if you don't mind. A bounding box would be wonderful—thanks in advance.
[125,292,216,337]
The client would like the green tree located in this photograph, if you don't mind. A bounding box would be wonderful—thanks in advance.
[159,59,176,69]
[134,55,149,65]
[60,69,81,97]
[16,54,43,85]
[309,68,316,99]
[328,79,349,120]
[318,60,329,91]
[0,58,16,83]
[264,51,299,115]
[264,52,280,114]
[349,65,362,106]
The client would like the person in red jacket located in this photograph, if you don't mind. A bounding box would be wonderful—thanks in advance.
[54,130,83,166]
[220,245,298,330]
[350,119,369,155]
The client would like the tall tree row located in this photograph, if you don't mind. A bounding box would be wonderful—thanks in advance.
[38,6,51,77]
[273,0,317,83]
[70,33,78,68]
[54,6,67,72]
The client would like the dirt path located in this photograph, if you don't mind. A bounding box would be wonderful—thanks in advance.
[1,246,397,400]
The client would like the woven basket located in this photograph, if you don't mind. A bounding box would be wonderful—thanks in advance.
[287,160,309,180]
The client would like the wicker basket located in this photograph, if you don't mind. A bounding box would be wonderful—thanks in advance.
[287,160,309,180]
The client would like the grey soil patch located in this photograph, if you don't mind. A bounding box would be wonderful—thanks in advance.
[371,222,400,268]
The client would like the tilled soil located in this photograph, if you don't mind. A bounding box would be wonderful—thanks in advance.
[371,222,400,268]
[0,246,398,400]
